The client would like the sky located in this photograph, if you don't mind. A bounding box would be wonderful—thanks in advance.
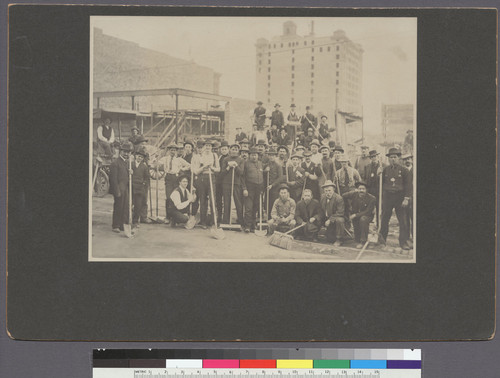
[92,16,416,135]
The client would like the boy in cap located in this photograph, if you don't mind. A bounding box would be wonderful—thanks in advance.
[379,148,412,250]
[295,188,321,241]
[109,142,133,233]
[342,182,376,248]
[309,139,322,165]
[167,175,197,228]
[319,180,345,246]
[242,147,264,232]
[268,183,296,235]
[191,140,221,228]
[286,152,306,203]
[221,143,245,226]
[131,147,150,227]
[271,103,284,130]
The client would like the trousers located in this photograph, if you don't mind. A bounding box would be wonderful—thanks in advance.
[222,184,243,225]
[352,215,373,243]
[325,216,345,242]
[244,183,263,230]
[380,191,409,247]
[112,190,129,230]
[197,174,216,226]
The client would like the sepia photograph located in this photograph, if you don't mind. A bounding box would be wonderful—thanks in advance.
[89,16,417,262]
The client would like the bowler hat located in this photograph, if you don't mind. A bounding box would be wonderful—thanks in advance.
[306,106,311,110]
[135,146,147,157]
[166,142,179,150]
[328,140,336,148]
[290,153,302,159]
[257,101,263,105]
[319,145,330,152]
[196,140,205,149]
[334,145,345,152]
[303,150,312,157]
[402,153,413,160]
[120,142,133,152]
[183,140,194,148]
[220,140,229,147]
[249,147,260,155]
[368,150,379,157]
[407,129,413,133]
[290,103,296,108]
[321,115,328,119]
[203,139,215,146]
[321,180,336,188]
[230,143,241,150]
[277,145,289,154]
[239,138,250,144]
[310,139,320,147]
[355,181,368,188]
[386,147,402,157]
[278,183,290,191]
[240,146,250,152]
[295,144,305,150]
[257,139,267,146]
[274,103,280,107]
[131,126,139,132]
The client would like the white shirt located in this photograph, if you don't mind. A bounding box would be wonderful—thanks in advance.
[311,152,322,165]
[158,155,190,175]
[170,187,193,210]
[191,152,220,174]
[97,125,115,143]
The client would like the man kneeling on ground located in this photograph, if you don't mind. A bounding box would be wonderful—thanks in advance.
[268,183,296,235]
[319,180,345,247]
[167,175,197,228]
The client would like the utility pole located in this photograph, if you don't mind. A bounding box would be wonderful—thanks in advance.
[175,93,179,144]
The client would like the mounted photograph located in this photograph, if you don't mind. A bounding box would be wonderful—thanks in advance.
[89,16,417,262]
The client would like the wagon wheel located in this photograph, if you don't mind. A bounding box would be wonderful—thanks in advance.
[94,169,109,197]
[149,167,165,180]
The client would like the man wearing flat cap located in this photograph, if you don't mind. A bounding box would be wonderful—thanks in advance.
[271,103,284,130]
[268,183,296,235]
[109,142,133,233]
[318,145,334,189]
[379,147,412,250]
[156,142,191,221]
[342,181,376,248]
[319,180,345,247]
[253,101,267,130]
[131,146,151,227]
[242,147,264,232]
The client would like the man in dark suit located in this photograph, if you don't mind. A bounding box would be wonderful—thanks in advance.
[342,182,376,248]
[286,153,306,203]
[402,153,414,243]
[364,149,383,228]
[109,142,133,233]
[270,103,284,130]
[235,127,247,144]
[221,143,245,227]
[320,180,345,246]
[131,147,150,226]
[301,150,321,200]
[295,189,322,241]
[276,128,292,147]
[300,106,317,135]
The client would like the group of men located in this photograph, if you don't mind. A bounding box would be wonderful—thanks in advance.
[106,117,414,251]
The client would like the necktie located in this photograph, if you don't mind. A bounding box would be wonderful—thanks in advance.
[343,167,349,187]
[169,156,173,173]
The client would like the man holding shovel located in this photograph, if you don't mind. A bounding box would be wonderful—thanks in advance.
[167,175,197,228]
[242,147,264,232]
[221,143,245,227]
[109,142,133,233]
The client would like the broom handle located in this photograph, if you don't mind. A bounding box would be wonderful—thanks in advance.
[208,168,218,228]
[378,162,383,232]
[259,192,263,231]
[230,166,235,225]
[155,165,159,218]
[189,169,194,215]
[266,171,270,219]
[284,222,306,235]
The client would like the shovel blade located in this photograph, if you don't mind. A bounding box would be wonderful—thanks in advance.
[123,224,133,238]
[254,230,267,237]
[185,216,196,230]
[210,227,225,240]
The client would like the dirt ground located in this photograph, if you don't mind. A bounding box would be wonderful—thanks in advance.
[90,194,414,263]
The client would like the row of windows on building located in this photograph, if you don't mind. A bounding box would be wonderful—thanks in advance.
[258,44,342,57]
[268,39,343,49]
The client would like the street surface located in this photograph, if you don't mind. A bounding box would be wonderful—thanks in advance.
[91,195,414,262]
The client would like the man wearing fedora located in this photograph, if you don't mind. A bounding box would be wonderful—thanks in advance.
[342,182,376,248]
[109,142,133,233]
[364,149,383,228]
[221,143,245,227]
[286,152,306,203]
[191,139,221,228]
[242,147,264,232]
[318,145,334,189]
[355,145,371,181]
[131,146,150,227]
[319,180,345,247]
[271,103,284,130]
[379,147,412,250]
[253,101,267,130]
[268,183,296,235]
[295,188,322,241]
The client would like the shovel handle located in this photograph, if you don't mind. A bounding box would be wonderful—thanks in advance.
[284,222,306,235]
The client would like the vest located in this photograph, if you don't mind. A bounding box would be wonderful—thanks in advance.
[167,187,189,213]
[102,126,112,141]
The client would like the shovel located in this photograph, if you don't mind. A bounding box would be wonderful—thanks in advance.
[123,157,134,238]
[220,166,241,230]
[185,170,196,230]
[208,168,225,240]
[254,192,267,237]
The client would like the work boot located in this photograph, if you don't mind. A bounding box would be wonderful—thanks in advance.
[356,243,363,249]
[333,241,342,247]
[112,228,120,233]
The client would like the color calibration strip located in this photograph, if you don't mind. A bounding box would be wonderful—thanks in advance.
[93,349,421,369]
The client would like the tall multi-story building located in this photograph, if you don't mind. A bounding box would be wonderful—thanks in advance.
[381,104,414,145]
[255,21,363,124]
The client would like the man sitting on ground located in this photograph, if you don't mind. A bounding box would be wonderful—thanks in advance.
[167,175,197,228]
[268,183,296,235]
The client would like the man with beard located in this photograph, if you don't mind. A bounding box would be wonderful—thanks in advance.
[379,148,412,251]
[342,181,376,248]
[286,153,306,203]
[295,189,321,241]
[221,143,245,227]
[109,142,133,233]
[364,149,382,228]
[242,147,264,232]
[319,180,345,247]
[355,145,371,181]
[301,150,321,200]
[131,147,150,227]
[216,140,230,223]
[268,183,296,235]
